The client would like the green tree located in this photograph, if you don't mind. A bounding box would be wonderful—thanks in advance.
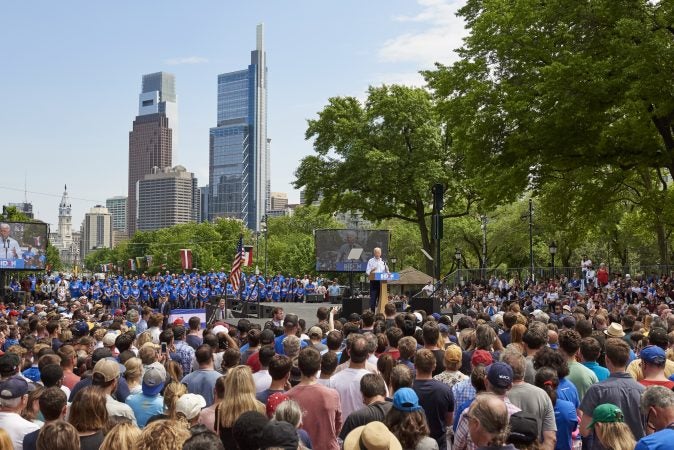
[425,0,674,215]
[295,85,477,274]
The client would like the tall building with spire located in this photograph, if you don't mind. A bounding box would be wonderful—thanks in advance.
[49,185,79,266]
[127,72,176,236]
[208,24,269,231]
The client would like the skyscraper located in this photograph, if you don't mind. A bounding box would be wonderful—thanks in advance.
[80,205,112,259]
[209,24,269,231]
[137,166,199,231]
[105,196,127,232]
[127,72,176,236]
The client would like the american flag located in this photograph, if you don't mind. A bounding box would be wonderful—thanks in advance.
[229,235,244,293]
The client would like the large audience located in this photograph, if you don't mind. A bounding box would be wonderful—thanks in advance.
[0,267,673,450]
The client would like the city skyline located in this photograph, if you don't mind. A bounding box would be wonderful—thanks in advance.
[1,1,467,230]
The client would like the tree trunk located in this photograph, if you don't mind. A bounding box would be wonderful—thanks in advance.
[655,220,668,266]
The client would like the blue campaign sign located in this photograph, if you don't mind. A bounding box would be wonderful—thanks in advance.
[374,272,399,281]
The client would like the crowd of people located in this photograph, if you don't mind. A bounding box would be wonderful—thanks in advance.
[0,266,673,450]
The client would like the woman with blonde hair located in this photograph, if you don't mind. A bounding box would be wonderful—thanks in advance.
[136,331,153,349]
[0,428,12,450]
[216,365,265,448]
[589,404,635,450]
[137,419,191,450]
[163,382,188,419]
[68,386,108,449]
[510,324,527,350]
[37,420,80,450]
[124,357,143,395]
[100,422,142,450]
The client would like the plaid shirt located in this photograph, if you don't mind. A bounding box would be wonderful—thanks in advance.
[452,378,476,408]
[174,340,195,376]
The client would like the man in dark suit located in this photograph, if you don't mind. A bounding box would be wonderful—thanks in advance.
[158,293,172,329]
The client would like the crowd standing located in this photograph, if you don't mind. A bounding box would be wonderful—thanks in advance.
[0,264,674,450]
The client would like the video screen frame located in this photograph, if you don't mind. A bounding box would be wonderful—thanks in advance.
[0,221,49,270]
[315,229,390,272]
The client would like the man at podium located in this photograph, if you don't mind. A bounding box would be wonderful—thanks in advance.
[365,247,387,311]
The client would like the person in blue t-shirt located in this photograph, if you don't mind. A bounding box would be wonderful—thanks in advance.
[535,366,578,450]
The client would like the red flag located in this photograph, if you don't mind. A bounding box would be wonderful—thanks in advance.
[229,236,244,292]
[180,249,193,270]
[243,245,254,267]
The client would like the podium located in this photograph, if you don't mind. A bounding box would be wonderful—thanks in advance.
[370,272,400,314]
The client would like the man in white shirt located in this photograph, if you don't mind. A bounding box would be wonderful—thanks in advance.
[330,335,371,418]
[0,376,40,450]
[0,223,22,260]
[422,280,435,297]
[365,247,387,311]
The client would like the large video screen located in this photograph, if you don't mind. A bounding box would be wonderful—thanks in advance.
[315,229,390,272]
[0,221,49,270]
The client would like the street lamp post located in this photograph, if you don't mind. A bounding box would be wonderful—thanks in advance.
[455,248,462,287]
[390,256,397,272]
[549,241,558,279]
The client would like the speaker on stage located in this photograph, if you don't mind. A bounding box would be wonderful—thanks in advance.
[409,297,441,315]
[341,297,370,318]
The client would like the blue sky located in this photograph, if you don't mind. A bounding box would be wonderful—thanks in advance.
[0,0,466,229]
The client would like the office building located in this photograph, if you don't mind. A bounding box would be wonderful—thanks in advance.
[270,192,288,210]
[127,72,176,236]
[80,205,112,259]
[106,196,127,231]
[137,165,199,231]
[208,24,269,231]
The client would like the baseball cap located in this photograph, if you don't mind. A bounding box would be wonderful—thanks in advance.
[173,318,185,326]
[102,333,117,347]
[0,376,29,399]
[93,358,120,382]
[508,411,539,445]
[486,362,514,388]
[392,387,422,412]
[562,316,576,328]
[266,392,289,418]
[347,313,361,323]
[142,367,165,396]
[175,393,206,420]
[562,305,572,313]
[588,403,624,429]
[0,353,21,375]
[438,323,449,334]
[444,345,462,364]
[640,345,666,366]
[343,421,402,450]
[471,349,493,367]
[283,314,299,328]
[259,420,299,450]
[308,326,323,338]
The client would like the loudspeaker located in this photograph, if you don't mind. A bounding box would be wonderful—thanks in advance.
[306,294,324,303]
[409,297,441,315]
[341,297,370,318]
[260,305,275,319]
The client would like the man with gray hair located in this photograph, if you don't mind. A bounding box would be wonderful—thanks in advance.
[0,223,22,260]
[0,376,40,450]
[637,386,674,449]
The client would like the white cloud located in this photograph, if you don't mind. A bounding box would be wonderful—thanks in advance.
[378,0,467,67]
[370,71,427,88]
[164,56,209,65]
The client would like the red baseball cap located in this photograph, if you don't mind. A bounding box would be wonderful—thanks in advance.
[173,318,185,326]
[471,349,493,367]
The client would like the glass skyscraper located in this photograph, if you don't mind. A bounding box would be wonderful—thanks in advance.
[208,24,269,231]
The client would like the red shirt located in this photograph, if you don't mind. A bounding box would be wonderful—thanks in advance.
[640,379,674,389]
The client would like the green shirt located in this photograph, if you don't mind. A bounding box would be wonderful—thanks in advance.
[567,360,598,401]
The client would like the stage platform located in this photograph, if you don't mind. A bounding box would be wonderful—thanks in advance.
[226,301,330,328]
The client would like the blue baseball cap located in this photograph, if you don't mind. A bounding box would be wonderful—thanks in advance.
[392,388,422,412]
[641,345,666,366]
[486,362,514,388]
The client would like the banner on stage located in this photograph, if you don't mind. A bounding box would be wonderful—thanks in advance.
[169,308,206,328]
